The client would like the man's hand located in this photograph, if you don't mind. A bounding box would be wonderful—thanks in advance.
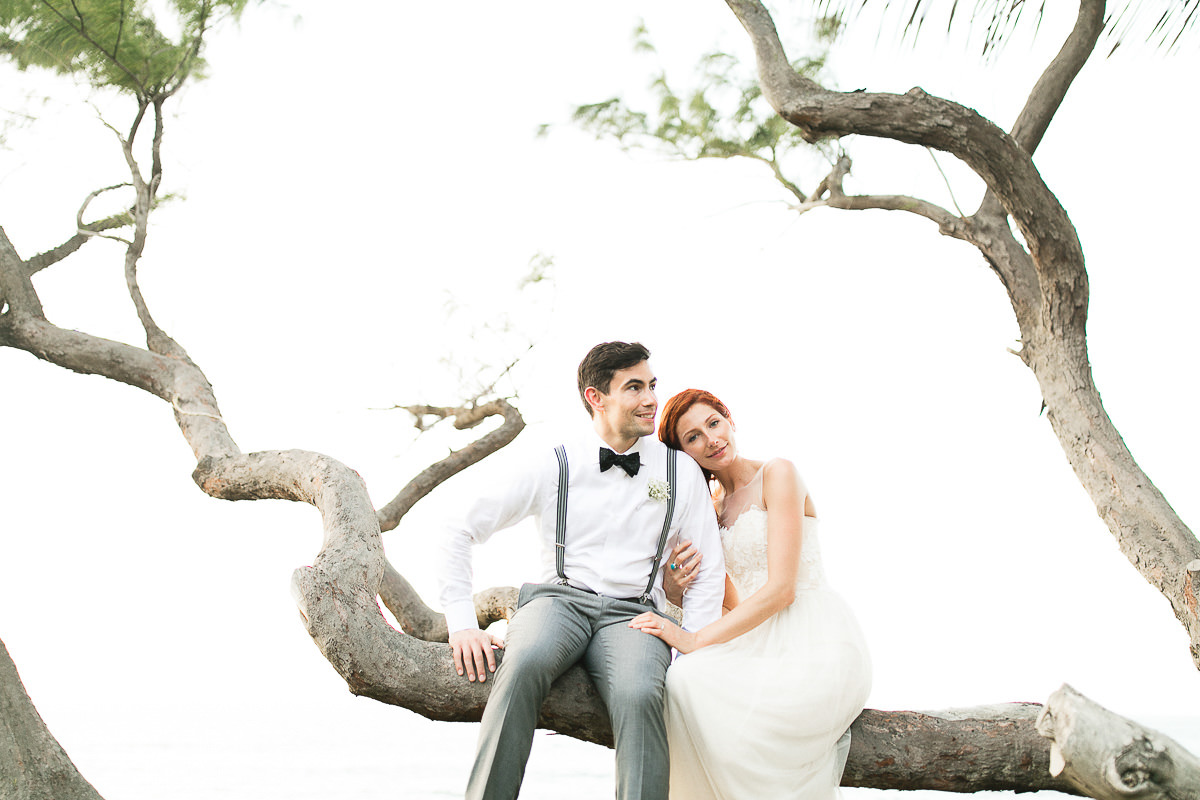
[449,628,505,682]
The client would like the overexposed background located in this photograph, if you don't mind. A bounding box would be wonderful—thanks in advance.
[2,2,1197,797]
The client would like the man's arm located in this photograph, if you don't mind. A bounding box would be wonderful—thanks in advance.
[437,452,548,681]
[675,461,725,631]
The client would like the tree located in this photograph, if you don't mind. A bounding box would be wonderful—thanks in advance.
[566,2,1200,792]
[2,1,1198,798]
[573,2,1200,671]
[721,0,1200,670]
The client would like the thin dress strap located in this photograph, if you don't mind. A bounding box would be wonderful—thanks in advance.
[718,462,767,530]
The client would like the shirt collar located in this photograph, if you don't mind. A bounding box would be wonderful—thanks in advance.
[586,430,650,458]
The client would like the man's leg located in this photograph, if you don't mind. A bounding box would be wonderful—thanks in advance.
[467,585,593,800]
[584,601,673,800]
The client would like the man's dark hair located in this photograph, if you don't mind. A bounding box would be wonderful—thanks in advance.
[577,341,651,417]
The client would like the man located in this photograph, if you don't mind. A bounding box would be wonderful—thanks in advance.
[438,341,724,800]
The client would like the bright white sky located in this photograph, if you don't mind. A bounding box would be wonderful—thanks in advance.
[2,1,1198,797]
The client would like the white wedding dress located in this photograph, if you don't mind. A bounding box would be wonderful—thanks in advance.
[664,466,872,799]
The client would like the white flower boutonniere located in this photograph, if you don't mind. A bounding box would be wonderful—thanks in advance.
[648,479,672,503]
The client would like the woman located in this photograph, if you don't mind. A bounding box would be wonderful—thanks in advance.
[630,389,871,799]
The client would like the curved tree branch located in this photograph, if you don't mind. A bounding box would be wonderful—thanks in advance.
[377,561,518,643]
[20,184,139,277]
[795,155,971,239]
[725,0,1087,339]
[377,399,525,532]
[1008,0,1105,157]
[969,0,1104,321]
[25,216,136,274]
[724,0,1200,665]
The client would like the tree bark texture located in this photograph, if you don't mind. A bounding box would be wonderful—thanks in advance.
[0,638,104,800]
[722,0,1200,666]
[1037,684,1200,800]
[847,705,1080,793]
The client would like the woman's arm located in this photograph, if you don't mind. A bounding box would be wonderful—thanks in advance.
[631,458,806,652]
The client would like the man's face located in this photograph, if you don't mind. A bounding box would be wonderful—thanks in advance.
[593,360,658,444]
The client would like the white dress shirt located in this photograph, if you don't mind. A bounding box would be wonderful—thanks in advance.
[438,431,725,635]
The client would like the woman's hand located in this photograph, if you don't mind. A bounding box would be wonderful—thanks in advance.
[662,540,702,607]
[629,611,699,653]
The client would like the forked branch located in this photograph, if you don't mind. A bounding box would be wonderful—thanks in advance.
[377,399,525,532]
[794,155,968,238]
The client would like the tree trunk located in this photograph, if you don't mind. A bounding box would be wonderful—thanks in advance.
[721,0,1200,666]
[0,638,105,800]
[1037,684,1200,800]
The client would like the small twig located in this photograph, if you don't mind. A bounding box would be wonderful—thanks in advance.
[926,147,965,217]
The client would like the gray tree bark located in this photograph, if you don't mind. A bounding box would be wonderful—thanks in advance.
[722,0,1200,666]
[0,638,104,800]
[1037,685,1200,800]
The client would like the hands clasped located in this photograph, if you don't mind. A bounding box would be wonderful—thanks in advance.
[662,539,702,606]
[449,628,505,682]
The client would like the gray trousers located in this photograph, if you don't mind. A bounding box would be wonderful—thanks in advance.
[466,582,672,800]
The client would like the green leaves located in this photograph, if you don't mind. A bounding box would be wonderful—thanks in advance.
[569,24,832,202]
[0,0,248,97]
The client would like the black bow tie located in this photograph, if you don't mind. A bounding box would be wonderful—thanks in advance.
[599,447,641,477]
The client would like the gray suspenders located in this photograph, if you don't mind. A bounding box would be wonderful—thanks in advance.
[553,445,570,584]
[552,444,678,603]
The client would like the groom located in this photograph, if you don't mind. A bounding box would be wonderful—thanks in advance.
[438,341,725,800]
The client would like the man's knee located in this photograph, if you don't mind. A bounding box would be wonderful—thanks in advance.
[607,675,666,720]
[492,647,558,696]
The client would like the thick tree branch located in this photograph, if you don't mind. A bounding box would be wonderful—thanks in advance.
[377,561,517,643]
[1008,0,1105,156]
[1,637,104,800]
[0,312,237,458]
[725,0,1087,341]
[966,0,1104,323]
[1037,684,1200,799]
[846,705,1080,793]
[377,399,525,532]
[0,227,46,319]
[724,0,1200,667]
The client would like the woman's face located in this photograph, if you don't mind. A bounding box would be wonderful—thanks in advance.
[675,403,737,472]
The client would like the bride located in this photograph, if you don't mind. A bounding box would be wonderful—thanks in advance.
[629,388,872,799]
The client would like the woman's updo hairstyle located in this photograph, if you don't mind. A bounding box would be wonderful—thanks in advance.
[658,389,733,481]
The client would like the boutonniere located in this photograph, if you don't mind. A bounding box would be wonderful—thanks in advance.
[648,479,672,503]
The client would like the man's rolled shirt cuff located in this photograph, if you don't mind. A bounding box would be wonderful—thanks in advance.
[445,601,480,635]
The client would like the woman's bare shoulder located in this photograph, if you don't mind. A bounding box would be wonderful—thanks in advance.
[761,457,808,505]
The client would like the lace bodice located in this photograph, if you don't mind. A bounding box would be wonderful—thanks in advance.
[721,507,826,596]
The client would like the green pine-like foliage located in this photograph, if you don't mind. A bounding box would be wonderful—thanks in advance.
[0,0,249,98]
[569,23,833,204]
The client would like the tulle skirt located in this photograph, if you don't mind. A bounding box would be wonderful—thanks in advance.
[665,587,872,800]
